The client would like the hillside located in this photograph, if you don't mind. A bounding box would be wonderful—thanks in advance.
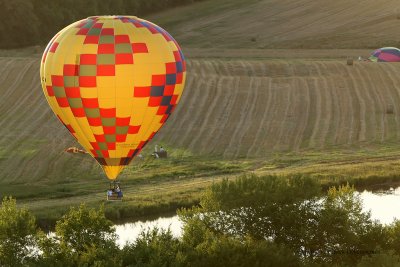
[1,55,400,185]
[2,0,400,219]
[160,58,400,156]
[0,57,98,184]
[151,0,400,49]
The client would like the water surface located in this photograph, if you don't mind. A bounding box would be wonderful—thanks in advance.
[115,215,181,247]
[115,187,400,245]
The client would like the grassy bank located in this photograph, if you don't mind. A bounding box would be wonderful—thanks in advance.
[13,148,250,229]
[6,143,400,229]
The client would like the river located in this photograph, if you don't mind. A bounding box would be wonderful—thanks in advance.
[114,187,400,246]
[115,215,182,247]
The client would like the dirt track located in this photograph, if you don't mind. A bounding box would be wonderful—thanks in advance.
[1,55,400,183]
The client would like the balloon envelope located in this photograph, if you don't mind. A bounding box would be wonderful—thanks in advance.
[40,16,186,180]
[368,47,400,62]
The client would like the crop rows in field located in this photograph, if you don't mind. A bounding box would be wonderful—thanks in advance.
[0,58,95,183]
[159,59,400,157]
[1,57,400,182]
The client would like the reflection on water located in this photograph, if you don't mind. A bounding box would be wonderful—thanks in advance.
[114,187,400,245]
[360,187,400,225]
[115,215,182,247]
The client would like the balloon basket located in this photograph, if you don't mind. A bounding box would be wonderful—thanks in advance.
[107,181,123,201]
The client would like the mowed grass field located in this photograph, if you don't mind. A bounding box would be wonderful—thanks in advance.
[1,0,400,224]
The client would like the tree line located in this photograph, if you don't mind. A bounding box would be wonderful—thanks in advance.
[0,0,204,49]
[1,174,400,266]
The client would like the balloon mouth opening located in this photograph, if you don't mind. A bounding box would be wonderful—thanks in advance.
[87,15,138,20]
[102,165,125,180]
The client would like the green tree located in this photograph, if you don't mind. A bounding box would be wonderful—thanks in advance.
[184,174,321,240]
[0,196,38,267]
[121,228,181,267]
[179,217,301,267]
[318,185,386,265]
[386,220,400,254]
[38,203,120,266]
[182,175,387,266]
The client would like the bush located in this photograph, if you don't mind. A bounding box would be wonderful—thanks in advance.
[357,251,400,267]
[181,175,388,265]
[121,228,181,267]
[179,217,301,267]
[38,203,120,266]
[0,196,38,267]
[0,174,398,267]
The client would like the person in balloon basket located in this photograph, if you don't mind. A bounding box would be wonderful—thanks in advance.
[115,185,123,198]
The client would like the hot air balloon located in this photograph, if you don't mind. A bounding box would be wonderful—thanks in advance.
[368,47,400,62]
[40,16,186,188]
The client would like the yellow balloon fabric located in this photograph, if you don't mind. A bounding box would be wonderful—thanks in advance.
[40,16,186,180]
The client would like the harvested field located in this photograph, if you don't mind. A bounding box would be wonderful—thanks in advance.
[0,57,98,184]
[1,56,400,184]
[151,0,400,50]
[158,59,400,156]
